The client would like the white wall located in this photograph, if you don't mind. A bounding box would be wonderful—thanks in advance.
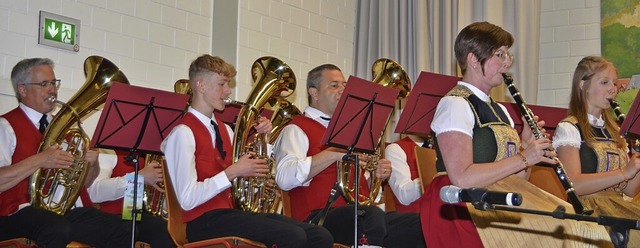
[0,0,356,137]
[538,0,602,107]
[0,0,212,137]
[0,0,602,125]
[235,0,356,109]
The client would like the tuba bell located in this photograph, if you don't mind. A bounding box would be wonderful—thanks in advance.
[268,98,301,144]
[231,56,296,213]
[336,58,411,205]
[30,56,129,215]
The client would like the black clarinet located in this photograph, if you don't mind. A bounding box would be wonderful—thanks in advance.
[610,99,625,123]
[610,99,640,153]
[502,73,590,215]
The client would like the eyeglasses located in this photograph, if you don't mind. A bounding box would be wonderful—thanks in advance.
[21,79,61,89]
[494,50,514,62]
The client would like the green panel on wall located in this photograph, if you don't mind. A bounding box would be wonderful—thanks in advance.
[601,0,640,78]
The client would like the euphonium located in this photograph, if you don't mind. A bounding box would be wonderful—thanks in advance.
[30,56,129,215]
[336,58,411,205]
[143,154,167,219]
[231,56,296,213]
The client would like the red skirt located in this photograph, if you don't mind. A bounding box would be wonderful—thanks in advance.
[420,175,483,248]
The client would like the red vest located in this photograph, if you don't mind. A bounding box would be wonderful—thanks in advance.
[179,113,234,222]
[97,151,147,215]
[0,108,41,216]
[391,137,420,213]
[286,116,370,221]
[0,107,93,216]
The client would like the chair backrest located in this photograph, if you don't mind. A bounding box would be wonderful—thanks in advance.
[414,146,437,193]
[162,162,189,246]
[281,191,292,217]
[382,184,396,212]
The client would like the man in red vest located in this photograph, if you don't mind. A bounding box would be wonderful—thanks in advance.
[0,58,131,247]
[385,134,428,213]
[160,54,333,247]
[273,64,425,247]
[88,150,175,247]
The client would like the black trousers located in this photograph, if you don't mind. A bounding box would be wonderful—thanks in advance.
[187,209,333,248]
[308,205,425,248]
[0,206,71,247]
[132,212,175,247]
[0,206,131,248]
[64,207,132,247]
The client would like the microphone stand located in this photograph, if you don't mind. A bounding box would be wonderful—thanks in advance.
[473,202,638,248]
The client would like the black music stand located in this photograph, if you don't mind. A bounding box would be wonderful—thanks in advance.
[320,76,400,247]
[394,71,460,135]
[620,88,640,139]
[90,82,189,248]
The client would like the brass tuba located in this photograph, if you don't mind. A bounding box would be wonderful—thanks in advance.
[268,98,301,144]
[336,58,411,205]
[231,56,296,213]
[30,56,129,215]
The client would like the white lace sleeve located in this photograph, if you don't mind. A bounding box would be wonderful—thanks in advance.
[552,122,582,149]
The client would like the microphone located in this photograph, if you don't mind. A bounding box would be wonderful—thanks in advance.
[440,185,523,206]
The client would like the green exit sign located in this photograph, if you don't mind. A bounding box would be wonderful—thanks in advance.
[38,11,81,52]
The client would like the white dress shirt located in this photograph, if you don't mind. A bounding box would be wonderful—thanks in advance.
[86,149,123,203]
[553,114,606,150]
[273,106,331,191]
[160,107,234,211]
[385,135,423,206]
[430,81,514,137]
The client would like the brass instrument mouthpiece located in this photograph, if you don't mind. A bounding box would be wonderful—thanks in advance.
[224,97,239,105]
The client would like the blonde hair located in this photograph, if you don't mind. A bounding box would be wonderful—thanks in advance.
[568,56,625,149]
[188,55,237,82]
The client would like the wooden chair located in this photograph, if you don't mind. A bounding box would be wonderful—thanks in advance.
[382,184,396,212]
[0,238,90,248]
[162,165,267,248]
[0,238,33,248]
[414,146,438,193]
[528,166,568,201]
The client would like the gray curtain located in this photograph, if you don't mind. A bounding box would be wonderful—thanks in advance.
[353,0,458,81]
[354,0,540,101]
[353,0,459,141]
[458,0,541,102]
[353,0,541,141]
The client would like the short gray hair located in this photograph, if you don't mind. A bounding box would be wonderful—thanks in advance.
[10,58,55,101]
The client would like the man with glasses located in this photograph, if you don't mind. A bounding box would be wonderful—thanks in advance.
[0,58,131,247]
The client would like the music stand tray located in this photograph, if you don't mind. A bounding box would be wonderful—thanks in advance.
[322,76,400,153]
[394,71,460,136]
[90,82,189,154]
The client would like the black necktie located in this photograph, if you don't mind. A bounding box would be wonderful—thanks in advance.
[422,141,429,148]
[211,120,226,159]
[38,114,48,134]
